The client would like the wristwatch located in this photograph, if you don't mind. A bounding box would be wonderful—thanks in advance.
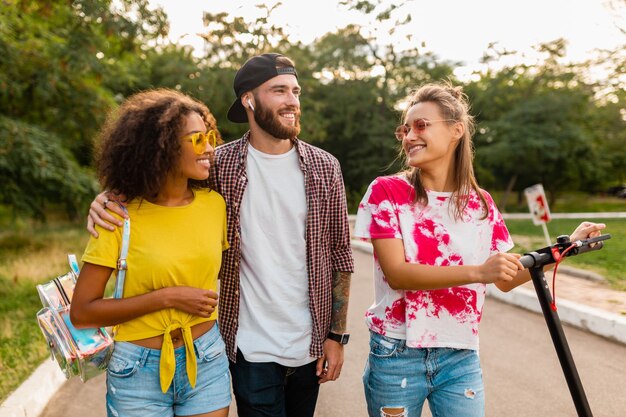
[327,331,350,345]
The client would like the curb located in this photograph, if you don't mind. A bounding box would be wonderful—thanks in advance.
[350,240,626,345]
[557,265,606,283]
[485,284,626,345]
[0,360,65,417]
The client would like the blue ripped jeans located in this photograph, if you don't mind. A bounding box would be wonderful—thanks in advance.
[363,331,484,417]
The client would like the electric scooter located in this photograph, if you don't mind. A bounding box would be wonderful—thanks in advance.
[519,233,612,417]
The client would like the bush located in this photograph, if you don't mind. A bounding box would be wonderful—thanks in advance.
[0,116,98,221]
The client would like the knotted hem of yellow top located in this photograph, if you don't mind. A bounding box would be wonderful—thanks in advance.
[159,323,196,393]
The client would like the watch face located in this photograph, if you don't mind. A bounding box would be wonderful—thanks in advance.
[329,332,350,344]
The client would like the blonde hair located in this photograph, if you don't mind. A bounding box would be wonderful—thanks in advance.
[402,82,488,220]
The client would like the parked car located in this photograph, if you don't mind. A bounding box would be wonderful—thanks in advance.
[607,184,626,198]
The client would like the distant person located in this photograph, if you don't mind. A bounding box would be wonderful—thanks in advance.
[354,82,606,417]
[72,89,230,417]
[87,53,355,417]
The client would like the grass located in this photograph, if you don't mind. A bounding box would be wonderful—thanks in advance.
[0,220,89,403]
[492,191,626,213]
[506,218,626,290]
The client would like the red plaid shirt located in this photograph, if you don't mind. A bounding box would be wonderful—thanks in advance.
[211,132,354,361]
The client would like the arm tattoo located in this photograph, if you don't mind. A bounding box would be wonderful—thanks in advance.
[330,271,352,334]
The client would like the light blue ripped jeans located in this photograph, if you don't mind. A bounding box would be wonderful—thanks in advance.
[363,331,484,417]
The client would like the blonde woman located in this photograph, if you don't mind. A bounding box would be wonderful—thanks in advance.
[354,82,605,417]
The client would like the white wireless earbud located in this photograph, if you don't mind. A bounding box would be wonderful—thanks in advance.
[247,98,255,112]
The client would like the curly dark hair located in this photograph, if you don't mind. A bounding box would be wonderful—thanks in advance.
[95,89,222,202]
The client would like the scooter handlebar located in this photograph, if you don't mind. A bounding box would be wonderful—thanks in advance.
[519,234,610,269]
[519,252,551,269]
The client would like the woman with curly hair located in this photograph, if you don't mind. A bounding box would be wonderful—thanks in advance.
[70,89,231,417]
[354,82,605,417]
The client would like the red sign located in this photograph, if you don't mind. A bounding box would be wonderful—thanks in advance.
[524,184,552,225]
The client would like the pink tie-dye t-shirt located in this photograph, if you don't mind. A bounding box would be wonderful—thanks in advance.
[354,175,513,350]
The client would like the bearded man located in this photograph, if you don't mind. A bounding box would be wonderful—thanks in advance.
[214,53,354,417]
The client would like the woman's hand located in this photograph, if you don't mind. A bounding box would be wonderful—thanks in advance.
[162,287,219,318]
[569,221,606,243]
[477,252,524,284]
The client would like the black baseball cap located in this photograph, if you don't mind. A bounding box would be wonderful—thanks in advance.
[227,53,298,123]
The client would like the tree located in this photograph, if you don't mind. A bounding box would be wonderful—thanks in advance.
[3,0,621,219]
[199,2,301,68]
[468,40,618,208]
[0,0,168,165]
[305,0,457,208]
[0,0,168,218]
[306,77,400,210]
[477,91,597,206]
[0,116,98,220]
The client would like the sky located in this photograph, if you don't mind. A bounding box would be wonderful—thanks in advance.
[151,0,624,78]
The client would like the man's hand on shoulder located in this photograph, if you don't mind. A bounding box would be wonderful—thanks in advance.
[87,191,128,237]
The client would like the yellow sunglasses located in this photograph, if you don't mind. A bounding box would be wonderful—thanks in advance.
[182,130,217,154]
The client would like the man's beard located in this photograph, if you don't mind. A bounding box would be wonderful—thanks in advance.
[253,100,301,140]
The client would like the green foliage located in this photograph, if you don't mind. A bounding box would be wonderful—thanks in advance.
[330,0,459,105]
[199,4,304,68]
[310,25,373,80]
[0,116,98,220]
[468,39,626,206]
[584,98,626,186]
[0,0,168,165]
[0,0,171,218]
[306,78,401,208]
[299,0,457,205]
[140,46,248,142]
[478,91,596,201]
[0,0,624,219]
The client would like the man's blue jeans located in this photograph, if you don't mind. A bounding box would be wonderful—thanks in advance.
[363,331,485,417]
[229,349,320,417]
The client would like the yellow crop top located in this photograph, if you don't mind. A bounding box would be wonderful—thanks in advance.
[81,189,228,392]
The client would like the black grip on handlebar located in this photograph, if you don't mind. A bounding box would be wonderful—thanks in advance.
[520,252,550,269]
[579,234,611,245]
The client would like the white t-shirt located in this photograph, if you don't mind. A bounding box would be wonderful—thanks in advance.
[354,175,514,350]
[237,144,314,366]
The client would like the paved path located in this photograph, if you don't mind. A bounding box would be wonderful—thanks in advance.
[321,250,626,417]
[38,248,626,417]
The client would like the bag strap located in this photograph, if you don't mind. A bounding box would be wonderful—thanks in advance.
[113,207,130,299]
